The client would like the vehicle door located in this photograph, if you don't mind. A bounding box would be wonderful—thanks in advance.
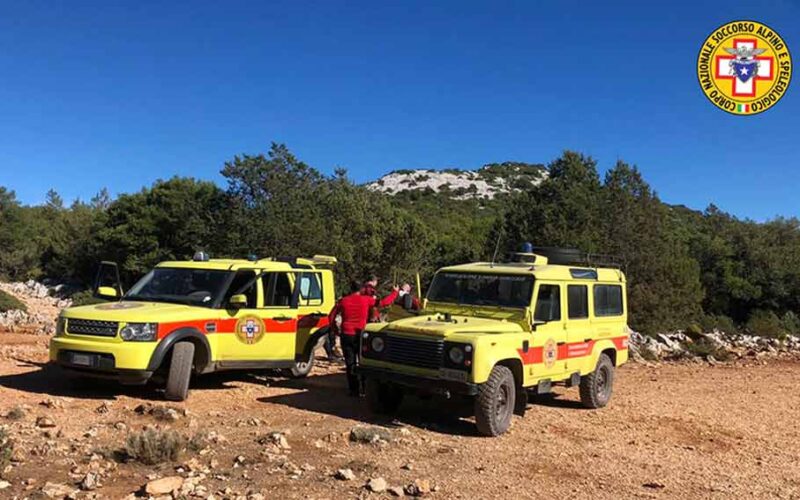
[564,283,594,373]
[219,269,297,362]
[256,271,301,361]
[294,271,329,357]
[529,282,569,380]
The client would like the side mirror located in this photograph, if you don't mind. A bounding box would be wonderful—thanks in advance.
[96,286,119,300]
[93,261,123,299]
[229,294,247,308]
[531,319,548,332]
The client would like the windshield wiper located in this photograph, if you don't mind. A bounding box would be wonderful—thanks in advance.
[124,295,190,306]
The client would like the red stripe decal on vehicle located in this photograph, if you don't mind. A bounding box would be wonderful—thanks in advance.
[156,314,329,339]
[517,335,629,366]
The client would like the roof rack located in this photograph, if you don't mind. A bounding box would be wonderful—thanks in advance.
[508,246,623,269]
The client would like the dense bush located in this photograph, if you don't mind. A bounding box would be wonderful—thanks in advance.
[698,314,738,335]
[1,143,799,334]
[684,338,732,361]
[0,289,26,313]
[746,310,786,340]
[124,428,185,465]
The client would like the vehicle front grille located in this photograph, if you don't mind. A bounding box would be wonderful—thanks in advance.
[67,319,119,337]
[385,335,444,370]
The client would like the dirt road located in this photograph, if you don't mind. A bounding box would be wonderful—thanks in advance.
[0,334,799,499]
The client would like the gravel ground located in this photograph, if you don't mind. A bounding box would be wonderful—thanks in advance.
[0,331,799,500]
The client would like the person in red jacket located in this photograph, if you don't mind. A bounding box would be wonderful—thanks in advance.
[362,276,398,323]
[329,279,399,395]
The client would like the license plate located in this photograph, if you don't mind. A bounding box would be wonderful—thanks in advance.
[439,368,467,382]
[71,353,92,366]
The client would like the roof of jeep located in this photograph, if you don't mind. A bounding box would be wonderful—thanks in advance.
[156,258,324,272]
[438,261,626,282]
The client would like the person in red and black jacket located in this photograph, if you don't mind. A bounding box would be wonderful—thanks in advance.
[328,279,399,395]
[362,276,399,323]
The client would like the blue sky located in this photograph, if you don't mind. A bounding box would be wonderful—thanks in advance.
[0,0,797,220]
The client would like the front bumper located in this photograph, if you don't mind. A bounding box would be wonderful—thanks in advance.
[357,365,478,396]
[50,336,156,384]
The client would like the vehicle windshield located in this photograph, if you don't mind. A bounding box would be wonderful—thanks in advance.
[426,272,534,308]
[125,268,231,307]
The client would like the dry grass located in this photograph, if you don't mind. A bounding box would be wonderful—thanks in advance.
[6,406,25,421]
[124,428,185,465]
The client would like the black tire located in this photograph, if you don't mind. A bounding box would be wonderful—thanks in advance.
[284,349,315,378]
[365,379,404,414]
[474,365,516,436]
[579,353,615,409]
[164,342,194,401]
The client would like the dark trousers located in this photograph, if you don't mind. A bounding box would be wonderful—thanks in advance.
[323,328,338,358]
[340,334,359,394]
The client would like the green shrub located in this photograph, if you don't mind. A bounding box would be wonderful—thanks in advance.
[124,428,185,465]
[684,323,703,339]
[781,311,800,336]
[0,427,12,473]
[0,290,26,313]
[637,345,659,362]
[746,310,787,340]
[698,314,738,335]
[684,338,732,362]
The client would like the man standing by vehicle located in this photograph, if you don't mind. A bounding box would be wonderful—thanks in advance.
[363,276,398,323]
[329,280,398,395]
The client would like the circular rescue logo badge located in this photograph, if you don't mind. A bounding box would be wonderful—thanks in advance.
[697,20,792,115]
[543,338,557,368]
[235,316,266,345]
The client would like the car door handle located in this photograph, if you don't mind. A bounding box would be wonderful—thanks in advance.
[557,341,566,346]
[273,316,294,322]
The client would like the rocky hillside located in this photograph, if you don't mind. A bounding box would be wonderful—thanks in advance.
[366,162,547,200]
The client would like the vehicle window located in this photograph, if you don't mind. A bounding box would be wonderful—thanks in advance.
[125,268,230,308]
[262,272,293,307]
[427,273,534,308]
[298,272,323,306]
[568,285,589,319]
[534,284,561,322]
[594,285,623,317]
[224,270,258,308]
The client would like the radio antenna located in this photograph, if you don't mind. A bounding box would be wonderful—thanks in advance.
[490,229,502,268]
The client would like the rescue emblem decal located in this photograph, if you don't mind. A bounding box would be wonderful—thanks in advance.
[235,316,266,345]
[543,338,558,368]
[96,302,143,310]
[697,20,791,115]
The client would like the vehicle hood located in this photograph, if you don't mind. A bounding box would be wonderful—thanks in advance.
[375,314,525,338]
[61,301,205,322]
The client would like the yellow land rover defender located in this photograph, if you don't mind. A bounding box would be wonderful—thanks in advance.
[49,253,336,401]
[359,245,629,436]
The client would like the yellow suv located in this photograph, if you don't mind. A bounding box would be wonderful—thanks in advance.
[50,254,336,400]
[358,246,629,436]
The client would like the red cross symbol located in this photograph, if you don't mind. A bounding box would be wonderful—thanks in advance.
[240,319,260,339]
[715,38,774,97]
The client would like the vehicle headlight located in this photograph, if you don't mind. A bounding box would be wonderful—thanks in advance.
[120,323,158,341]
[448,346,465,364]
[370,336,385,353]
